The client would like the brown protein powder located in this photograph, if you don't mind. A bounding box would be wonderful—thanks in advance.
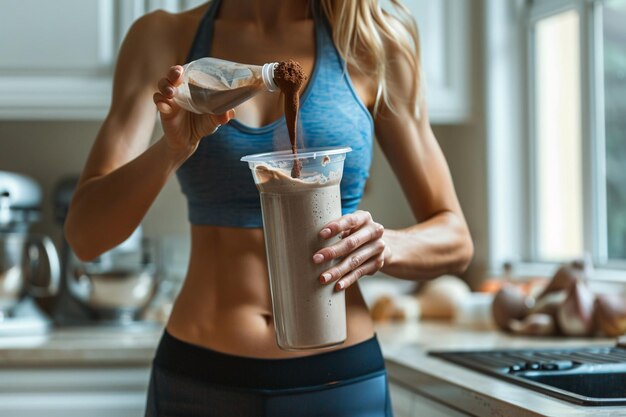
[273,60,308,178]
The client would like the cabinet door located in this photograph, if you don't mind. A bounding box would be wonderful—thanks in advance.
[389,382,416,417]
[0,0,114,72]
[389,381,471,417]
[381,0,470,123]
[0,392,147,417]
[0,0,136,120]
[0,367,150,417]
[412,392,470,417]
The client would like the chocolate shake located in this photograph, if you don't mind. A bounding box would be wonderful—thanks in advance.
[273,60,308,178]
[241,147,352,350]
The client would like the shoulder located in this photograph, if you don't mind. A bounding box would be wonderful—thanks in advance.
[109,5,209,110]
[130,4,208,36]
[122,4,209,64]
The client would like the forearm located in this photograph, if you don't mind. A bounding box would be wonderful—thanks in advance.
[65,136,187,260]
[381,211,474,280]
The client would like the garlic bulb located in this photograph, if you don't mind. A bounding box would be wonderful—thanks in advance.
[557,281,595,336]
[492,285,532,331]
[509,313,556,336]
[530,290,568,321]
[538,262,586,299]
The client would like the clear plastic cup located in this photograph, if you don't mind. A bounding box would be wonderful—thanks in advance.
[242,147,352,350]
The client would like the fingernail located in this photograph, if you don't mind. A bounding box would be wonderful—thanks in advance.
[320,228,331,238]
[321,273,331,283]
[313,254,324,263]
[166,86,175,96]
[336,281,345,290]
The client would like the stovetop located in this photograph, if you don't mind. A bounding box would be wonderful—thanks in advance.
[430,346,626,406]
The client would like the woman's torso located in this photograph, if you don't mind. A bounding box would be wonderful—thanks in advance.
[162,1,377,358]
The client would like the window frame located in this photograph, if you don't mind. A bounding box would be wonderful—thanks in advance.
[488,0,625,281]
[528,0,612,267]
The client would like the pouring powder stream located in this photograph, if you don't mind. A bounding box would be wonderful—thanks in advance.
[273,60,308,178]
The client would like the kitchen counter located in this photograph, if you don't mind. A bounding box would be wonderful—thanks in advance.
[0,320,624,416]
[377,321,625,417]
[0,323,162,367]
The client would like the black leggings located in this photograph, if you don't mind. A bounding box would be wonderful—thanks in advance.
[145,330,394,416]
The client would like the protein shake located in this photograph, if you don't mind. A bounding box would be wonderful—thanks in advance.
[242,147,352,350]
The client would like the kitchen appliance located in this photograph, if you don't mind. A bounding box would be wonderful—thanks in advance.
[0,171,60,334]
[430,340,626,406]
[50,176,159,327]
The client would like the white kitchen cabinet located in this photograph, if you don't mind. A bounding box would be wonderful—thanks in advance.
[0,0,125,120]
[0,0,202,120]
[0,367,151,417]
[389,381,471,417]
[382,0,471,123]
[414,0,471,123]
[0,0,469,122]
[390,381,416,416]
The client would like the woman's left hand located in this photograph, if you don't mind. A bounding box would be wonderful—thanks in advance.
[313,210,387,291]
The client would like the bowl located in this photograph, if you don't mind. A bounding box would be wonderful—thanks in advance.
[70,264,158,321]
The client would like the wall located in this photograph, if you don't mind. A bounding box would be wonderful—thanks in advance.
[0,121,188,247]
[0,1,488,288]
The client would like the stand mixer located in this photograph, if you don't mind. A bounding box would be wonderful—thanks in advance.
[0,171,60,335]
[49,176,160,328]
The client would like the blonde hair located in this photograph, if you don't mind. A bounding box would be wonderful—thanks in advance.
[319,0,422,116]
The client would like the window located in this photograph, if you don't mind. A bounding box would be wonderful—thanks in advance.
[533,9,583,261]
[527,0,626,268]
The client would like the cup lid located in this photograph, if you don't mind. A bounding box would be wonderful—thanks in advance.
[241,146,352,163]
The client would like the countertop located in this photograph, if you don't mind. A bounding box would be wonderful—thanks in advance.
[377,321,624,417]
[0,320,624,416]
[0,323,162,367]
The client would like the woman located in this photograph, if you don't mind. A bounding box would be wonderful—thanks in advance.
[65,0,473,415]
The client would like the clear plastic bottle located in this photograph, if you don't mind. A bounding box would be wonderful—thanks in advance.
[173,57,279,114]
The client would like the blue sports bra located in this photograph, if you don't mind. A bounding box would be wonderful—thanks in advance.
[176,0,374,227]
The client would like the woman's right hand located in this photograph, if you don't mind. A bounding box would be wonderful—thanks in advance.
[153,65,234,159]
